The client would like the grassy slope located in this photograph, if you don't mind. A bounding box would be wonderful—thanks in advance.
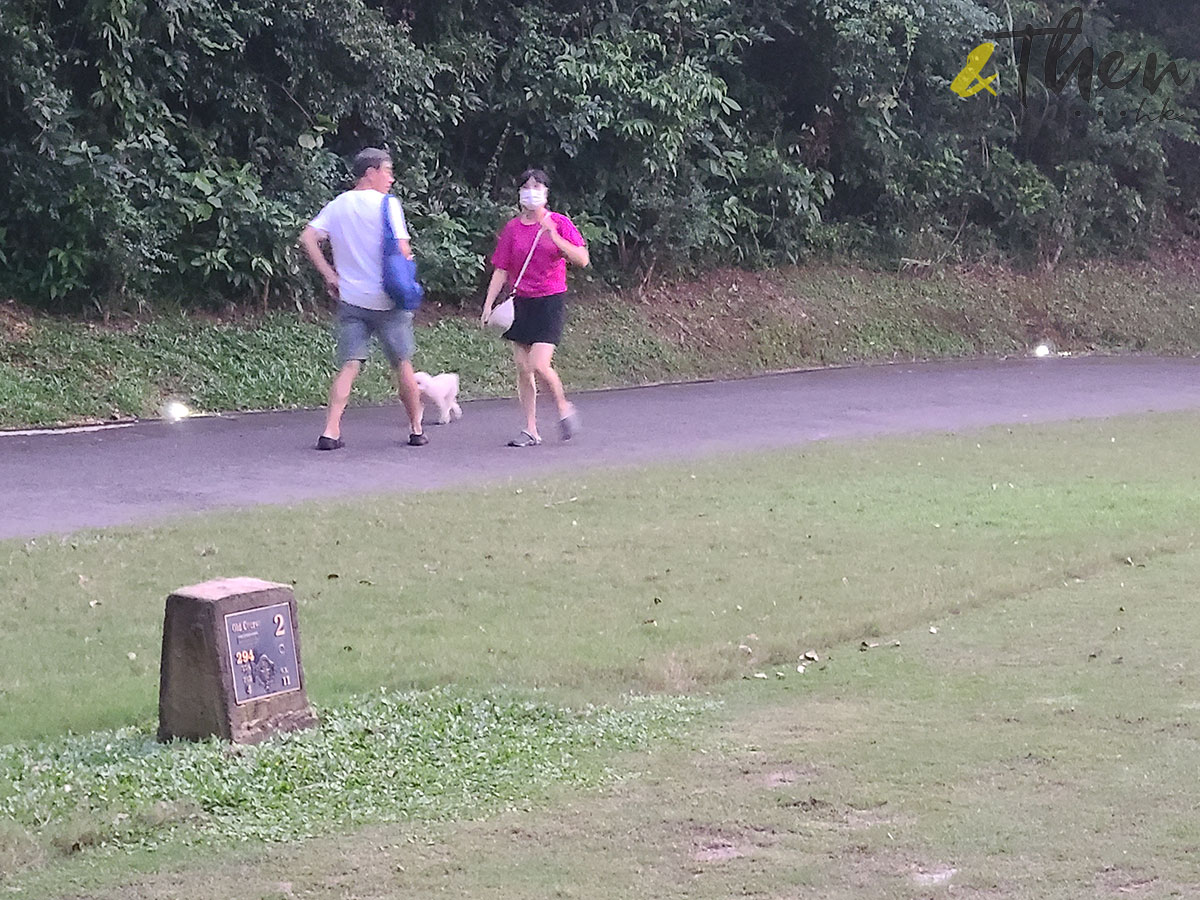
[1,259,1198,429]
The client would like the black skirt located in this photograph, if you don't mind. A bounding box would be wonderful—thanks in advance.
[503,291,568,346]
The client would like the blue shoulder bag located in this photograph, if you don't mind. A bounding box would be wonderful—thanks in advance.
[380,195,423,311]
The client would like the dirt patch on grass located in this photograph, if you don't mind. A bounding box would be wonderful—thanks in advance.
[633,271,753,357]
[757,766,821,787]
[690,832,748,863]
[737,698,876,743]
[1095,867,1160,896]
[687,822,782,864]
[0,299,34,339]
[638,647,744,691]
[910,862,958,885]
[741,758,826,791]
[843,803,908,831]
[762,769,796,786]
[1147,234,1200,279]
[0,822,44,878]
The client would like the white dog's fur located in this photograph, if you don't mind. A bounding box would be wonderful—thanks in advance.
[414,372,462,425]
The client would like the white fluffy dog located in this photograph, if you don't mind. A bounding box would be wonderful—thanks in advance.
[414,372,462,425]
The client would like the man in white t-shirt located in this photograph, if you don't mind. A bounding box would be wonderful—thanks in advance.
[300,148,427,450]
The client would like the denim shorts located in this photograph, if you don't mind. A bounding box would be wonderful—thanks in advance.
[336,303,415,367]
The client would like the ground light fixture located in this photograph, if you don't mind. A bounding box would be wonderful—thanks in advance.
[1033,342,1054,358]
[161,400,192,422]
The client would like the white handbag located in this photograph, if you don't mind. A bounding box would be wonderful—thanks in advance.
[487,297,515,331]
[485,229,542,331]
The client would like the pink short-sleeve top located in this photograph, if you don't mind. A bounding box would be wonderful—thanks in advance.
[490,212,586,297]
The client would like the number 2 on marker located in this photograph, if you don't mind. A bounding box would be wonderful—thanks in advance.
[273,614,285,637]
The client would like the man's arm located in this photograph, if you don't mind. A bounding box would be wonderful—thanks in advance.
[300,226,339,298]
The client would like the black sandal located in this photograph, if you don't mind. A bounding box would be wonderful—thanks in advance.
[559,411,581,441]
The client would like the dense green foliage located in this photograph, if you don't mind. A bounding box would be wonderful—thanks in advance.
[1,0,1196,311]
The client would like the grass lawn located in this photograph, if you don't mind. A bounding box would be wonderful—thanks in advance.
[2,412,1199,897]
[318,547,1200,900]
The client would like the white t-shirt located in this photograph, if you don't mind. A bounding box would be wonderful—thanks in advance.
[309,189,411,310]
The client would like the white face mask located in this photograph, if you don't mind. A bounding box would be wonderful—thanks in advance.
[519,187,547,210]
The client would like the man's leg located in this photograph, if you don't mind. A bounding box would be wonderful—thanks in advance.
[322,360,361,441]
[512,343,539,438]
[378,308,426,445]
[319,306,369,447]
[395,360,424,437]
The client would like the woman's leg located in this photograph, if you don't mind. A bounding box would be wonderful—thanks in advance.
[529,342,572,419]
[512,343,539,437]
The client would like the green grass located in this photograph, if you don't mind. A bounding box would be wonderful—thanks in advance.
[3,414,1198,742]
[0,689,704,868]
[11,526,1200,898]
[1,259,1198,428]
[3,413,1200,897]
[353,548,1200,900]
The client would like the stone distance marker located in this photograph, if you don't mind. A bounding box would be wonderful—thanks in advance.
[158,577,318,744]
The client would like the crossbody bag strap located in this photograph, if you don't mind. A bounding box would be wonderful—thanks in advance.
[381,194,399,246]
[507,229,543,300]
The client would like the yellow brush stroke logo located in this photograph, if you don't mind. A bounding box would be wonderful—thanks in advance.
[951,42,999,97]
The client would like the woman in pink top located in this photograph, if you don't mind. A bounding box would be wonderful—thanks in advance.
[481,169,590,447]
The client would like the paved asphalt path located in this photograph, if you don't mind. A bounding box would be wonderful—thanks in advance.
[3,356,1199,541]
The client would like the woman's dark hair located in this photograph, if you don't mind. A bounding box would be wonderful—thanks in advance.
[518,168,551,188]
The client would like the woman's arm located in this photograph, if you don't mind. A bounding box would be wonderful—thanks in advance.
[552,231,589,268]
[538,212,589,267]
